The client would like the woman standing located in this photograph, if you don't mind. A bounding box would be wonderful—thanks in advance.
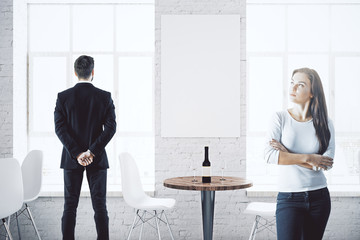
[265,68,335,240]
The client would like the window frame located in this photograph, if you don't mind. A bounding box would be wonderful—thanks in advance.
[14,0,155,196]
[246,1,360,193]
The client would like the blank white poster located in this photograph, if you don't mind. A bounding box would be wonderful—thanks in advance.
[161,15,241,137]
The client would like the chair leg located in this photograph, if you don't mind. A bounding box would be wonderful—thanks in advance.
[154,210,161,240]
[249,215,260,240]
[5,216,11,240]
[139,210,145,240]
[163,211,174,240]
[127,210,138,240]
[16,211,22,240]
[25,204,41,240]
[2,219,14,240]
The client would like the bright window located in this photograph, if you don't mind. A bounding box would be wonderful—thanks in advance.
[247,2,360,187]
[27,3,155,193]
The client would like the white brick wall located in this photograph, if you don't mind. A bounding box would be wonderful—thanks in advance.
[155,1,247,240]
[2,0,360,239]
[0,0,13,158]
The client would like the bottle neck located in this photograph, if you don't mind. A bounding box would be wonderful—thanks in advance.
[203,146,210,164]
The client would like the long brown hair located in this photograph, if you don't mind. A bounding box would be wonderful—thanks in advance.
[292,68,330,154]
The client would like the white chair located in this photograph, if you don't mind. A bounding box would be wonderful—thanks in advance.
[243,202,277,240]
[0,158,24,240]
[14,150,43,240]
[119,152,176,240]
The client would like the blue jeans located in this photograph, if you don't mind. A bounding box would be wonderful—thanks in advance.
[276,187,331,240]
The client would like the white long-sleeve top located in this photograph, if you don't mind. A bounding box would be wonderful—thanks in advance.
[264,110,335,192]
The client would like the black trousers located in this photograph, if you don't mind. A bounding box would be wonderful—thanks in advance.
[62,168,109,240]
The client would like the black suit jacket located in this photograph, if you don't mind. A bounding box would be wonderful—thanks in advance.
[54,82,116,170]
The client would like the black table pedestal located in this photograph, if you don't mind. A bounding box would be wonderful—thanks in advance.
[201,191,215,240]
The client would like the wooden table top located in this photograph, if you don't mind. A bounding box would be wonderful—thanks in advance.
[163,176,253,191]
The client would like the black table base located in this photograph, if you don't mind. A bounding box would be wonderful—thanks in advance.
[201,191,215,240]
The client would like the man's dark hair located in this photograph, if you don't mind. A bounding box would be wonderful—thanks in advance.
[74,55,94,79]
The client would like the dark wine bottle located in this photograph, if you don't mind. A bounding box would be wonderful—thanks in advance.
[202,146,211,183]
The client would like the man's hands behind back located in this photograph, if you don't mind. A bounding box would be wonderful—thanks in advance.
[77,150,94,166]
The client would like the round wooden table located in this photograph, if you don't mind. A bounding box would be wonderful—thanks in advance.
[163,176,253,240]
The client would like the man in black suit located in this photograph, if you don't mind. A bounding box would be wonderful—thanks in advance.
[54,55,116,240]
